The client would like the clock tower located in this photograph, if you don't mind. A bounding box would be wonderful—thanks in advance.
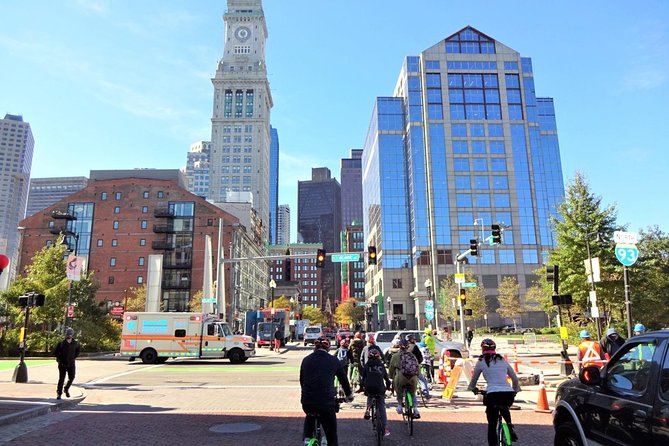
[209,0,273,244]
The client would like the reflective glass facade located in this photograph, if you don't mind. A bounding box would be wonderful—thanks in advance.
[269,126,279,244]
[362,26,565,328]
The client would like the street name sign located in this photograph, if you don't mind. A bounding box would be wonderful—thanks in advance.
[462,282,477,288]
[331,253,360,263]
[614,231,638,245]
[202,298,216,303]
[425,300,434,321]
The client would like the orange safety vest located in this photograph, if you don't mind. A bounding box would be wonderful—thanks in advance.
[578,340,604,367]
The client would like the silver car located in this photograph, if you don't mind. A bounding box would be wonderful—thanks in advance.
[385,330,469,364]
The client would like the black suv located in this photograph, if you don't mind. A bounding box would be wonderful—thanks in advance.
[553,330,669,445]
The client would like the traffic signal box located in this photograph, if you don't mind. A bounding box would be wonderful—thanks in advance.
[491,224,502,244]
[316,249,326,268]
[459,288,466,306]
[546,265,559,294]
[368,246,377,265]
[469,239,478,256]
[17,293,45,307]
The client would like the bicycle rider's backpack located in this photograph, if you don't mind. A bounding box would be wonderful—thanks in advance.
[399,350,419,377]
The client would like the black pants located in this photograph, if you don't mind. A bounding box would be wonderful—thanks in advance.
[484,391,515,446]
[57,363,75,395]
[302,404,338,446]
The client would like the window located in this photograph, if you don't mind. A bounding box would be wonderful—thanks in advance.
[113,221,119,230]
[111,239,118,247]
[137,276,144,284]
[607,342,657,392]
[143,191,149,198]
[115,192,122,200]
[114,206,120,214]
[101,192,107,201]
[142,206,148,213]
[138,257,145,266]
[110,257,117,266]
[139,239,146,246]
[392,279,403,289]
[140,220,148,229]
[157,191,164,198]
[108,276,114,284]
[97,239,103,247]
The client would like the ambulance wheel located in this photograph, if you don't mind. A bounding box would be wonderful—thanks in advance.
[228,348,245,364]
[157,357,168,364]
[140,348,158,364]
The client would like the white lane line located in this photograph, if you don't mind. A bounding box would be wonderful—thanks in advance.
[83,384,300,389]
[84,364,163,385]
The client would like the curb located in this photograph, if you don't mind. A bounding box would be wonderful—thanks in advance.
[0,391,86,428]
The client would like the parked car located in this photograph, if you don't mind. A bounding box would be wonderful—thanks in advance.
[373,330,399,356]
[322,327,336,340]
[384,330,469,365]
[553,330,669,446]
[303,326,323,346]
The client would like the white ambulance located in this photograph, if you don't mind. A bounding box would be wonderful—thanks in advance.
[120,312,255,364]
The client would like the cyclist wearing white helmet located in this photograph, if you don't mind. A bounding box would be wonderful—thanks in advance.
[300,336,354,446]
[467,338,520,445]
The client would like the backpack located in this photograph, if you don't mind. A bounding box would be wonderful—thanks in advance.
[362,361,386,395]
[336,347,350,366]
[399,350,419,377]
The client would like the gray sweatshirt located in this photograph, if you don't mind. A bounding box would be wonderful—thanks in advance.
[467,356,520,394]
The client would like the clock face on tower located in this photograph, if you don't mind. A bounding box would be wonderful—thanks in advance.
[235,26,251,42]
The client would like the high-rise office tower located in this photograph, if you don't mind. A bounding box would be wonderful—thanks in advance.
[298,168,342,308]
[26,176,88,218]
[276,204,290,245]
[340,149,363,230]
[0,114,34,282]
[183,141,211,197]
[362,26,565,330]
[269,126,279,244]
[208,0,273,243]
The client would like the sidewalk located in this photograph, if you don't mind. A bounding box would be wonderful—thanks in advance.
[0,380,86,427]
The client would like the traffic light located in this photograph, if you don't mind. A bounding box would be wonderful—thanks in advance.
[469,239,478,256]
[368,246,377,265]
[316,249,326,268]
[491,224,502,244]
[459,288,466,306]
[17,293,45,307]
[546,265,559,294]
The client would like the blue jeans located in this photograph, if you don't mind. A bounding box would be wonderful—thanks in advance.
[367,394,387,429]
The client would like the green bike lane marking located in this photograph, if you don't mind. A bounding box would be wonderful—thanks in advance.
[0,360,53,371]
[145,365,299,373]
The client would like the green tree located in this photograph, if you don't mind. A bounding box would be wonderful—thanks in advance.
[438,274,486,326]
[124,285,147,312]
[269,295,291,310]
[496,276,522,327]
[334,301,364,328]
[549,172,623,326]
[301,306,326,325]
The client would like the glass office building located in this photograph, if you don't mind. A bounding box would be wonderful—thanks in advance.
[362,27,564,330]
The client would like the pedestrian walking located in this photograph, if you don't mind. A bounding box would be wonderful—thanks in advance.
[54,327,80,399]
[274,326,282,352]
[599,327,625,360]
[466,326,474,349]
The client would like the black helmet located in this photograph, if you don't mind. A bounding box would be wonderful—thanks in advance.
[368,349,381,359]
[480,338,496,351]
[314,336,331,351]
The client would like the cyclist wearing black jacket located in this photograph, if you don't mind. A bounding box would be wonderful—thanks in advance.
[300,336,354,446]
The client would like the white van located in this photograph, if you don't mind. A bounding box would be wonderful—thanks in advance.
[303,325,323,346]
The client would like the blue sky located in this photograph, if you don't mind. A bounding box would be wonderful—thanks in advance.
[2,0,667,240]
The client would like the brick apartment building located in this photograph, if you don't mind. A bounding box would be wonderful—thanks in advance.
[17,170,248,312]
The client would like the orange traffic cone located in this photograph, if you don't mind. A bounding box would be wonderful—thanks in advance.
[534,370,551,413]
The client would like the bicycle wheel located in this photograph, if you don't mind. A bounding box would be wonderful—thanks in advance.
[499,420,512,446]
[404,389,414,436]
[373,398,383,445]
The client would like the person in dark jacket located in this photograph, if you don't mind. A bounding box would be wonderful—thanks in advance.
[300,336,354,446]
[600,327,625,360]
[361,349,391,436]
[54,327,80,399]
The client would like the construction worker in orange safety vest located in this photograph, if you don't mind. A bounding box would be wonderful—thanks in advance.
[577,330,604,370]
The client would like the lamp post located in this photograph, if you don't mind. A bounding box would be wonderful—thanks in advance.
[269,279,276,350]
[585,232,602,340]
[424,278,433,329]
[386,296,392,329]
[63,230,79,334]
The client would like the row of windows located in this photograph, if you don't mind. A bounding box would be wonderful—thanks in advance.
[108,275,143,285]
[222,125,253,133]
[220,156,253,163]
[101,190,164,201]
[221,136,253,144]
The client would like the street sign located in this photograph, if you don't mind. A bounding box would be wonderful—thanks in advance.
[462,282,477,288]
[454,273,465,284]
[331,253,360,263]
[425,300,434,321]
[614,231,638,245]
[111,306,124,316]
[355,301,366,307]
[202,298,216,303]
[615,244,639,267]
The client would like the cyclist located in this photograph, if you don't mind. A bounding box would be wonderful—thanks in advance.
[422,328,437,379]
[361,333,383,367]
[467,338,520,445]
[349,332,365,388]
[300,336,354,446]
[360,348,391,436]
[418,341,433,385]
[388,338,420,419]
[333,339,352,374]
[407,334,430,398]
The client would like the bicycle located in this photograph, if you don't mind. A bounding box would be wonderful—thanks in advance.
[421,363,435,390]
[400,385,416,436]
[305,397,346,446]
[474,389,513,446]
[369,394,385,445]
[349,364,361,391]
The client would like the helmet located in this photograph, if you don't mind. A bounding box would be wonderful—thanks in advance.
[634,323,646,333]
[579,330,591,339]
[314,336,331,351]
[65,328,74,337]
[368,349,381,360]
[339,339,349,347]
[398,339,410,349]
[480,338,496,353]
[354,332,362,339]
[606,328,617,336]
[424,327,431,335]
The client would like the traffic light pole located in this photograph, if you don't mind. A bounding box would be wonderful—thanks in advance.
[455,250,472,345]
[13,305,31,383]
